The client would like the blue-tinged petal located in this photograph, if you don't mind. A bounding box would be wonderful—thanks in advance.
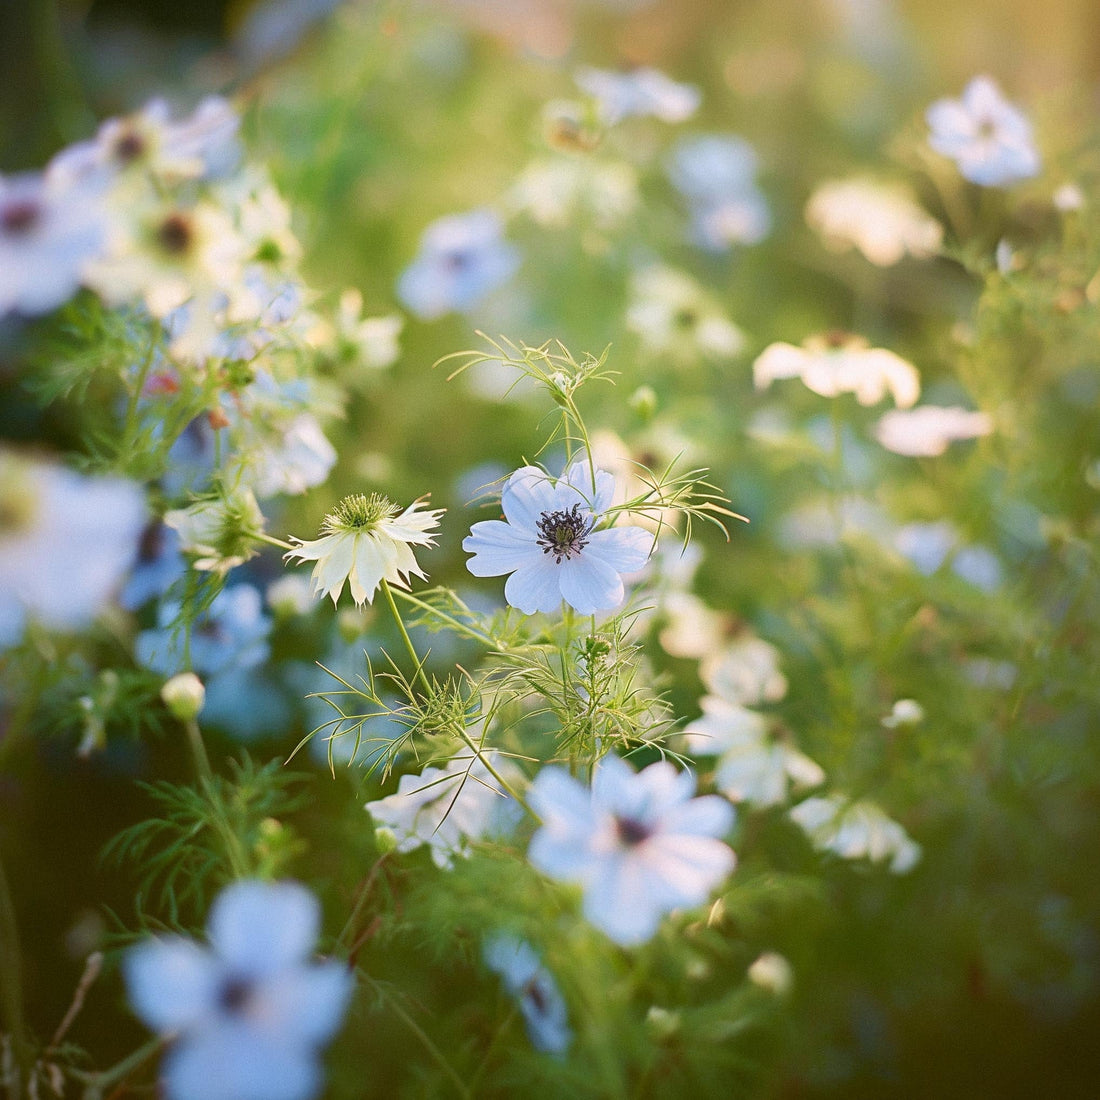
[563,461,614,513]
[162,1024,320,1100]
[501,467,557,528]
[557,554,624,614]
[504,557,563,614]
[581,858,662,945]
[528,767,595,830]
[662,793,735,838]
[584,527,653,574]
[124,937,220,1033]
[639,834,736,907]
[207,880,319,978]
[463,520,540,577]
[259,961,354,1046]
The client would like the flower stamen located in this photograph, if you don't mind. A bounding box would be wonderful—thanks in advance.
[535,504,593,563]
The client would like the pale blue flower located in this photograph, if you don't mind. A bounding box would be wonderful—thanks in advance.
[397,208,519,320]
[926,76,1040,187]
[135,584,271,676]
[462,460,652,616]
[483,934,572,1055]
[124,879,353,1100]
[0,452,146,648]
[527,755,736,945]
[120,523,186,610]
[667,135,770,250]
[575,66,700,125]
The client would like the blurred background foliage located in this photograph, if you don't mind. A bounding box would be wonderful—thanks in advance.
[3,0,1100,1096]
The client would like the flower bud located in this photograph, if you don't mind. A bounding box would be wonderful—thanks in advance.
[373,826,399,855]
[747,951,792,995]
[161,672,205,721]
[629,385,658,421]
[882,699,924,729]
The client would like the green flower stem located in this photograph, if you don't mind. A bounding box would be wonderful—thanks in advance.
[380,581,539,823]
[184,718,213,785]
[362,974,472,1100]
[72,1034,165,1099]
[0,850,31,1088]
[253,531,295,552]
[392,590,497,647]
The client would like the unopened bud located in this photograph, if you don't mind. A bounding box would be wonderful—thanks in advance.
[161,672,205,721]
[747,951,792,996]
[629,385,658,421]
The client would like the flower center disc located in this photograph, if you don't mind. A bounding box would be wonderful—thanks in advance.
[536,504,593,563]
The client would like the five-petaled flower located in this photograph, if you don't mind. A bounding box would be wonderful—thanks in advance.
[285,492,443,608]
[527,754,736,945]
[463,461,653,616]
[124,879,353,1100]
[926,75,1040,187]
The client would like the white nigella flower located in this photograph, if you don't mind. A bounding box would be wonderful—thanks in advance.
[699,633,788,707]
[164,488,265,574]
[873,405,993,457]
[0,451,146,648]
[286,493,443,608]
[483,934,572,1055]
[666,134,770,251]
[0,171,105,316]
[684,698,823,808]
[574,66,701,125]
[626,266,745,362]
[805,178,943,266]
[510,157,639,230]
[754,332,920,408]
[245,413,338,499]
[462,460,653,616]
[657,592,732,659]
[397,208,520,321]
[789,795,921,873]
[313,288,402,369]
[926,76,1041,187]
[365,753,522,869]
[527,755,736,946]
[124,879,352,1100]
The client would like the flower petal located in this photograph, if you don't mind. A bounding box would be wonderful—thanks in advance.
[504,556,564,614]
[206,880,319,978]
[463,520,540,576]
[584,526,653,574]
[124,937,220,1033]
[557,554,625,615]
[501,466,558,528]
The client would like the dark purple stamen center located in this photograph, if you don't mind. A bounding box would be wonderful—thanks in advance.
[157,212,193,255]
[1,199,41,236]
[218,976,253,1013]
[536,504,593,564]
[614,815,652,846]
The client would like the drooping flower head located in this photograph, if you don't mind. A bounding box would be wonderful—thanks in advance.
[124,879,353,1100]
[926,76,1040,187]
[789,795,921,874]
[463,460,652,616]
[286,493,443,608]
[527,755,736,945]
[483,934,572,1055]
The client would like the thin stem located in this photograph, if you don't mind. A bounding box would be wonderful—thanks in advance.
[72,1034,165,1098]
[253,531,296,552]
[380,580,432,697]
[0,850,31,1087]
[336,854,390,949]
[363,975,472,1100]
[184,718,212,785]
[392,590,496,647]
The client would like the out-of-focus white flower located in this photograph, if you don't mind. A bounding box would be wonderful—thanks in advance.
[747,951,793,995]
[626,266,745,362]
[926,76,1040,187]
[510,157,638,230]
[699,634,788,707]
[483,934,572,1055]
[463,461,652,616]
[365,752,522,869]
[754,333,920,408]
[164,489,265,574]
[286,493,443,608]
[160,672,206,721]
[397,208,519,320]
[874,405,992,456]
[1053,183,1085,213]
[216,168,301,265]
[882,699,924,729]
[657,592,731,659]
[528,755,735,945]
[806,178,943,266]
[84,199,247,319]
[683,697,768,756]
[312,289,402,369]
[790,795,921,873]
[246,414,338,499]
[575,67,700,125]
[667,134,770,250]
[49,96,240,191]
[124,879,352,1100]
[0,451,146,648]
[0,171,105,316]
[266,574,317,617]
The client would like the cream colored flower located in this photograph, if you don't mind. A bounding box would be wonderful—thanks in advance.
[873,404,992,456]
[285,493,443,608]
[754,332,920,408]
[164,488,265,574]
[806,178,942,266]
